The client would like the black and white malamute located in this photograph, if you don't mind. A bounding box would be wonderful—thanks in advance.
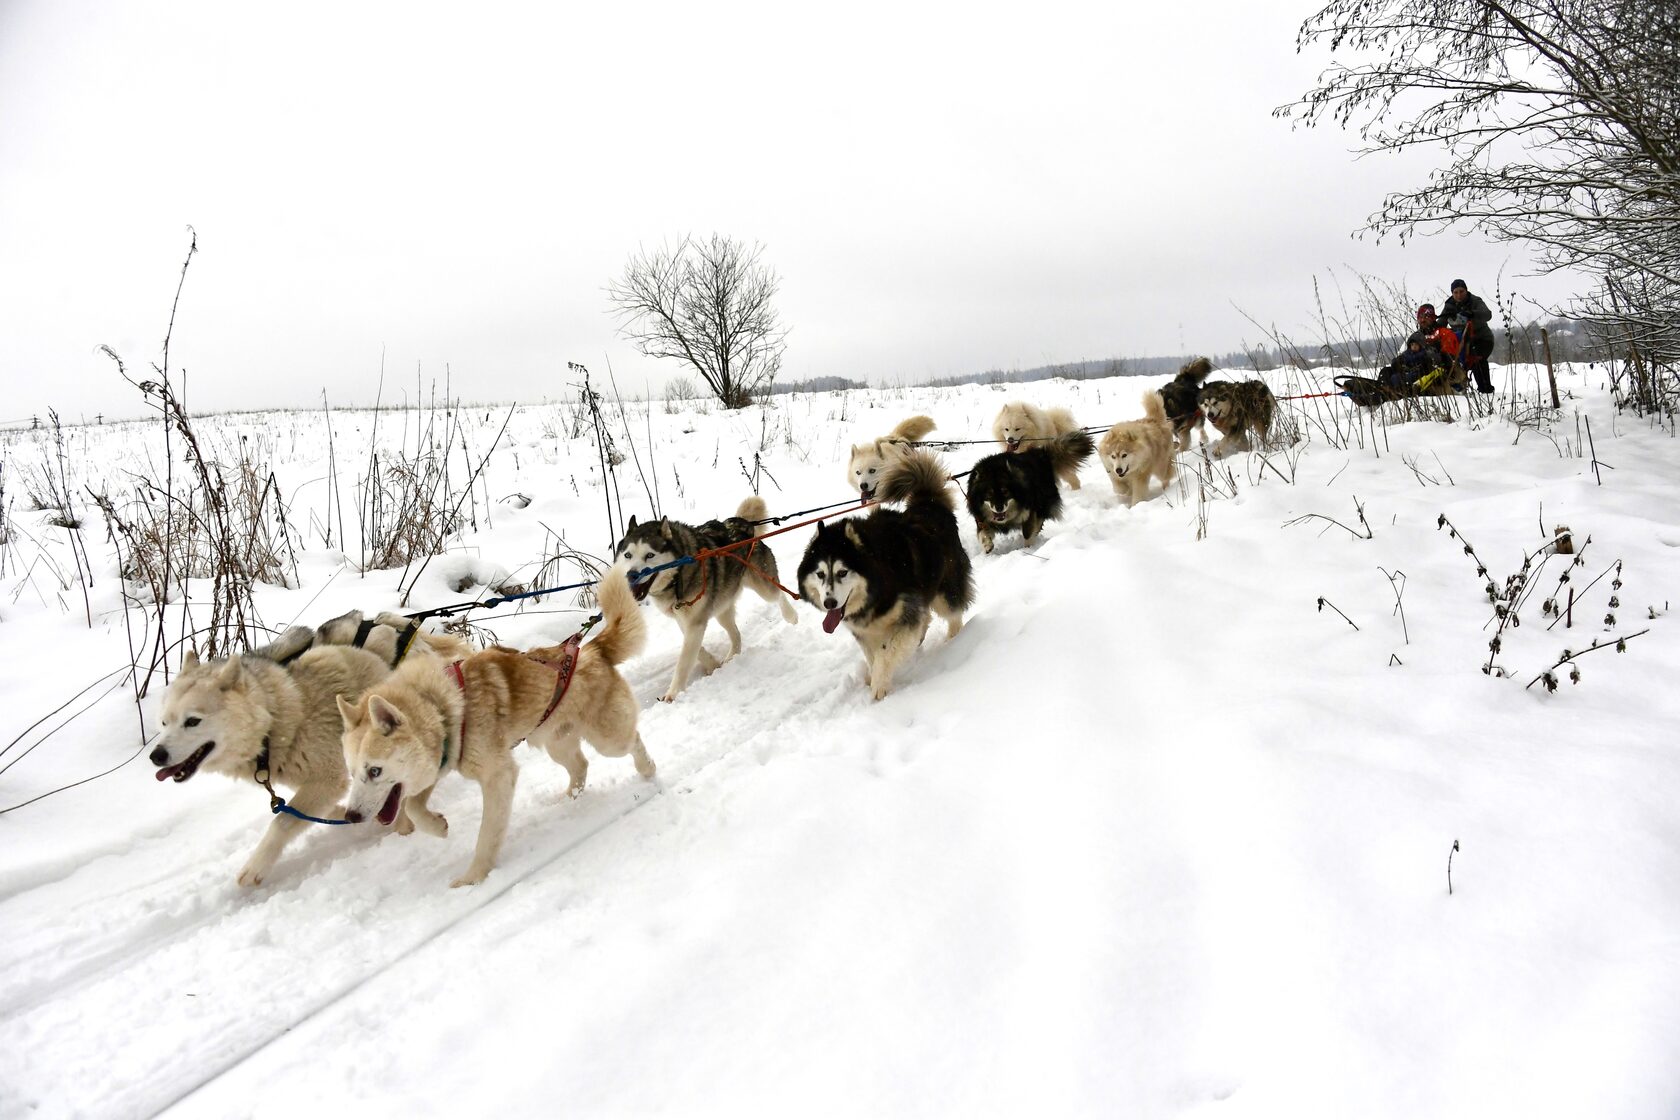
[798,450,974,700]
[613,497,797,702]
[964,431,1094,553]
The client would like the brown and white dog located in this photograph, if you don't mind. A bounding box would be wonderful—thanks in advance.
[1099,391,1177,506]
[338,568,653,887]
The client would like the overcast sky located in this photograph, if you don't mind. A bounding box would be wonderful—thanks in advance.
[0,0,1583,421]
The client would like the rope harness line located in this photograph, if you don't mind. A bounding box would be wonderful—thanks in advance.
[253,739,351,826]
[668,498,879,609]
[904,423,1114,450]
[403,575,604,624]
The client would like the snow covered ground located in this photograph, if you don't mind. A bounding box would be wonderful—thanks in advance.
[2,365,1678,1119]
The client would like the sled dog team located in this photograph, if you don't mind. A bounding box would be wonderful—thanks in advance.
[151,362,1279,888]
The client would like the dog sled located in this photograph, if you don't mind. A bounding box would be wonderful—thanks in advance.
[1336,361,1469,408]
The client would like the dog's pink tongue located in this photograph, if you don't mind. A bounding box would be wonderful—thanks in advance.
[823,608,843,634]
[154,764,180,782]
[376,784,403,826]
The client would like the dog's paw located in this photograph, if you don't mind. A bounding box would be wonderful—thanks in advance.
[450,868,489,888]
[236,861,269,888]
[658,691,677,704]
[394,816,415,836]
[414,812,448,838]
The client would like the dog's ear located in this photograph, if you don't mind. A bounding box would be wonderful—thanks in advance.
[336,693,362,728]
[844,522,863,547]
[625,515,637,533]
[659,517,672,536]
[368,694,403,736]
[216,656,243,691]
[182,648,199,669]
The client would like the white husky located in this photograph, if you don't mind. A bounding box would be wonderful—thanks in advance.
[150,645,393,886]
[845,415,936,498]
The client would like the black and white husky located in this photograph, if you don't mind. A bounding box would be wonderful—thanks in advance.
[613,496,798,702]
[797,450,975,700]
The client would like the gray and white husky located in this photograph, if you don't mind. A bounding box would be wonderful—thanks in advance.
[798,450,975,700]
[612,496,798,702]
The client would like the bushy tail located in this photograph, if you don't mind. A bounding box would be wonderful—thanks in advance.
[736,495,768,522]
[1177,356,1214,385]
[877,449,955,511]
[586,568,648,666]
[1047,431,1095,474]
[887,414,936,442]
[1140,390,1167,424]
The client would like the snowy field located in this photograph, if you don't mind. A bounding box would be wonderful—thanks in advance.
[2,365,1678,1119]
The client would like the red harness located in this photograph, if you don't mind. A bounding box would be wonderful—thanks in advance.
[442,633,582,769]
[444,660,468,771]
[528,632,583,728]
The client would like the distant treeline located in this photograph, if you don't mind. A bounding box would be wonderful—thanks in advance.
[769,318,1613,395]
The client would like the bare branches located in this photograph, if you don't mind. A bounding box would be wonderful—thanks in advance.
[606,234,788,409]
[1284,495,1374,539]
[1281,0,1680,385]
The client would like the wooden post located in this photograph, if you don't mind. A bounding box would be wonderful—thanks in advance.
[1541,328,1560,409]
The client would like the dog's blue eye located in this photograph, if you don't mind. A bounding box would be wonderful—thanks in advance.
[368,765,381,780]
[184,717,200,728]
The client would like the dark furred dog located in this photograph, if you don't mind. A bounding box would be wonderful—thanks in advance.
[1197,378,1276,458]
[613,496,797,702]
[1158,356,1213,450]
[964,431,1094,553]
[798,450,974,700]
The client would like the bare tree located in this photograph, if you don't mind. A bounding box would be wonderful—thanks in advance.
[1278,0,1680,390]
[606,234,788,409]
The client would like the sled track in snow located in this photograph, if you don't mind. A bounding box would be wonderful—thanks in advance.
[141,620,847,1117]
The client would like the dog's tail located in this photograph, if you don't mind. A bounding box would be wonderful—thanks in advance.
[1140,390,1167,424]
[887,414,936,443]
[878,448,955,511]
[1046,430,1096,474]
[586,567,648,666]
[735,495,769,522]
[1176,356,1214,385]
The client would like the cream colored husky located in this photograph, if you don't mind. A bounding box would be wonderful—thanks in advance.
[338,568,653,887]
[992,400,1083,490]
[845,414,936,498]
[150,644,394,886]
[1098,391,1177,506]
